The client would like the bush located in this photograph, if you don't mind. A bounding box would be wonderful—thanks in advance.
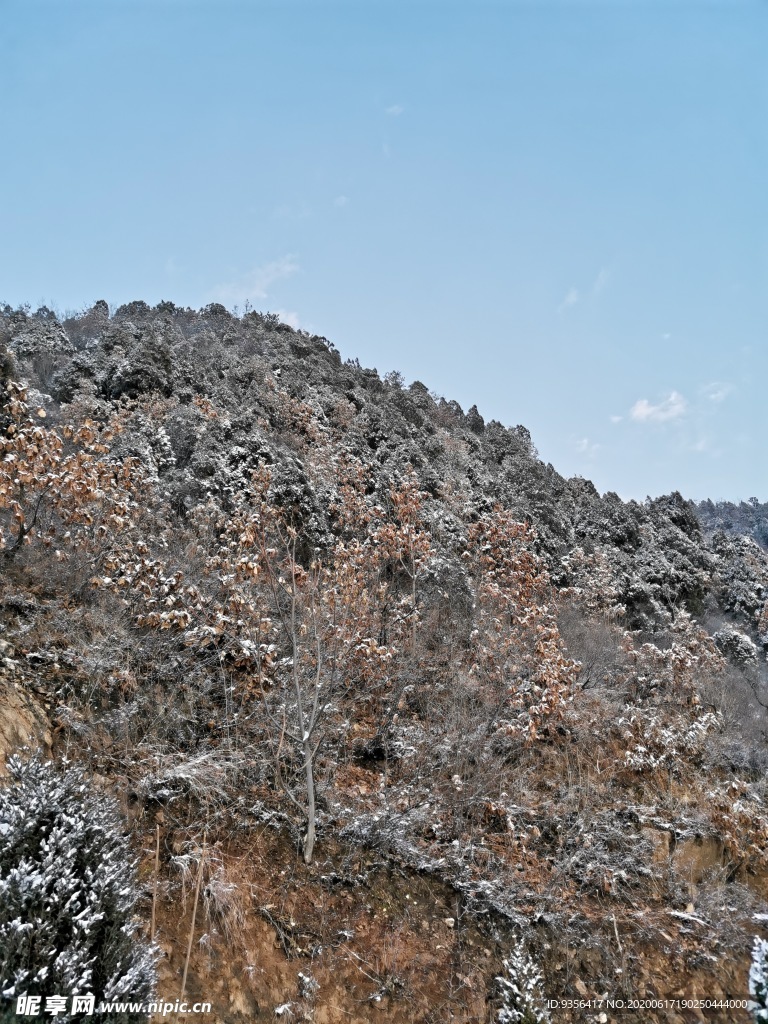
[0,755,156,1022]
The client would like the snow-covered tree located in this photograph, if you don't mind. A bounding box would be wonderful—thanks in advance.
[0,755,156,1022]
[495,943,550,1024]
[749,936,768,1023]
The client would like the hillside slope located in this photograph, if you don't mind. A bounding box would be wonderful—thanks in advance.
[2,300,768,1023]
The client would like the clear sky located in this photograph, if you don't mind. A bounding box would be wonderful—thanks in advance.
[1,0,765,501]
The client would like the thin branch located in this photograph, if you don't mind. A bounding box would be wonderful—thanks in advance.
[180,835,206,1004]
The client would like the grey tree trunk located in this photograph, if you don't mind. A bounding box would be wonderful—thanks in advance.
[302,738,316,864]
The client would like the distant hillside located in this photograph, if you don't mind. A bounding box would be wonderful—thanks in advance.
[698,497,768,550]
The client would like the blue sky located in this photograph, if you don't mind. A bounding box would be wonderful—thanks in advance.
[1,0,765,501]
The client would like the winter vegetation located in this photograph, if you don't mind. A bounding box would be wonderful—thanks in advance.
[750,937,768,1023]
[0,756,156,1022]
[2,300,768,1022]
[495,946,549,1024]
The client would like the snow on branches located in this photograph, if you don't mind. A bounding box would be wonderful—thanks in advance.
[0,755,156,1016]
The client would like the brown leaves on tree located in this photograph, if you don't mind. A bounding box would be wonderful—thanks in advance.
[464,506,579,741]
[0,381,149,563]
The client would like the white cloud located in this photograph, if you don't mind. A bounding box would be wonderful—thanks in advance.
[385,104,404,116]
[333,195,349,207]
[609,415,623,424]
[630,391,687,423]
[212,255,299,306]
[700,381,734,403]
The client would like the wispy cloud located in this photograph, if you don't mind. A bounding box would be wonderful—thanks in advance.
[700,381,734,403]
[609,415,623,424]
[385,104,404,116]
[211,255,299,306]
[274,309,301,329]
[689,435,724,457]
[333,195,349,208]
[559,269,607,311]
[592,268,609,295]
[558,287,580,311]
[575,437,600,457]
[630,391,687,423]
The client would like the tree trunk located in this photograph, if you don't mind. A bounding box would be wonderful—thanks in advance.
[302,736,316,864]
[411,552,417,656]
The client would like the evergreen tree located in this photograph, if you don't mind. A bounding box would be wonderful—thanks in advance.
[750,937,768,1023]
[495,943,550,1024]
[0,755,156,1022]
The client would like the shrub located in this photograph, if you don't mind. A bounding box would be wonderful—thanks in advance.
[0,755,156,1022]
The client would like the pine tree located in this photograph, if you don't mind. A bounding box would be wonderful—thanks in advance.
[0,755,156,1022]
[495,943,550,1024]
[750,936,768,1023]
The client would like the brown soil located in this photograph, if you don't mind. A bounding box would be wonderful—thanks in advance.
[140,824,757,1024]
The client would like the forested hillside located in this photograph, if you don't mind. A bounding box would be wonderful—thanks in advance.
[2,300,768,1023]
[697,498,768,553]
